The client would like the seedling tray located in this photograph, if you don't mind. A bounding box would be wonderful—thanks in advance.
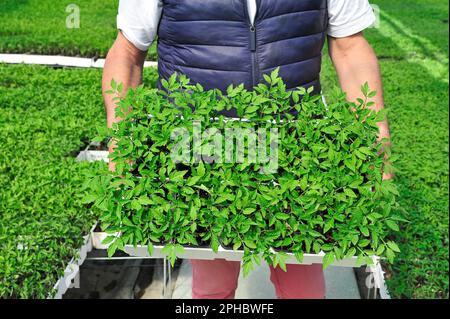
[79,148,374,268]
[75,146,377,268]
[76,150,109,163]
[76,144,389,297]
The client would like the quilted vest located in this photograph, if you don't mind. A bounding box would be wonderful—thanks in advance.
[157,0,328,117]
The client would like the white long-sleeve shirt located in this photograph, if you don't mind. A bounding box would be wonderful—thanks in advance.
[118,0,376,51]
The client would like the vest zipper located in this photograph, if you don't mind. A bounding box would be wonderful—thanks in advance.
[250,25,256,51]
[244,0,259,88]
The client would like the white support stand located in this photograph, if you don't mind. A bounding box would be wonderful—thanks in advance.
[51,230,93,299]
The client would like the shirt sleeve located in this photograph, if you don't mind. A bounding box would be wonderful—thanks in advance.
[117,0,163,51]
[327,0,376,38]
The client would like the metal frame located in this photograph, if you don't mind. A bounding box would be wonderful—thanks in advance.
[123,244,390,299]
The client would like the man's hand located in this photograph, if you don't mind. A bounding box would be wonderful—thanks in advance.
[103,31,148,171]
[329,32,393,180]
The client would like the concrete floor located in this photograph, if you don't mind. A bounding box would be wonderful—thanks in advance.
[171,260,361,299]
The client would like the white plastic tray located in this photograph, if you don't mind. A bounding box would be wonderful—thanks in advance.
[76,150,109,163]
[123,244,367,268]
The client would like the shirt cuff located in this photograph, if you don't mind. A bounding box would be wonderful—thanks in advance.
[328,9,376,38]
[117,15,154,51]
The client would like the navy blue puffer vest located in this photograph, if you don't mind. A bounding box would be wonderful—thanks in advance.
[157,0,328,117]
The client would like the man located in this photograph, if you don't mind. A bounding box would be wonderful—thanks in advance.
[103,0,392,299]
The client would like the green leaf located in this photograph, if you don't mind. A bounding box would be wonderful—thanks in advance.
[211,235,220,252]
[243,208,256,215]
[358,147,372,155]
[243,261,254,277]
[387,241,401,253]
[171,170,187,182]
[186,176,201,186]
[275,213,290,220]
[344,159,356,172]
[194,184,211,194]
[130,200,142,211]
[233,241,242,251]
[138,195,153,205]
[245,105,259,114]
[189,206,197,220]
[344,188,357,198]
[386,248,395,263]
[294,252,304,263]
[107,240,119,258]
[385,220,400,231]
[81,194,97,204]
[309,230,322,238]
[197,162,205,177]
[324,220,334,233]
[215,196,229,204]
[346,247,357,258]
[278,256,287,272]
[122,216,134,227]
[175,244,185,254]
[147,243,154,256]
[244,240,257,249]
[376,245,385,255]
[358,239,371,248]
[322,125,340,135]
[323,253,335,269]
[360,226,369,237]
[101,236,116,246]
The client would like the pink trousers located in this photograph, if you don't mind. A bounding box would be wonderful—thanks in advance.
[191,259,325,299]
